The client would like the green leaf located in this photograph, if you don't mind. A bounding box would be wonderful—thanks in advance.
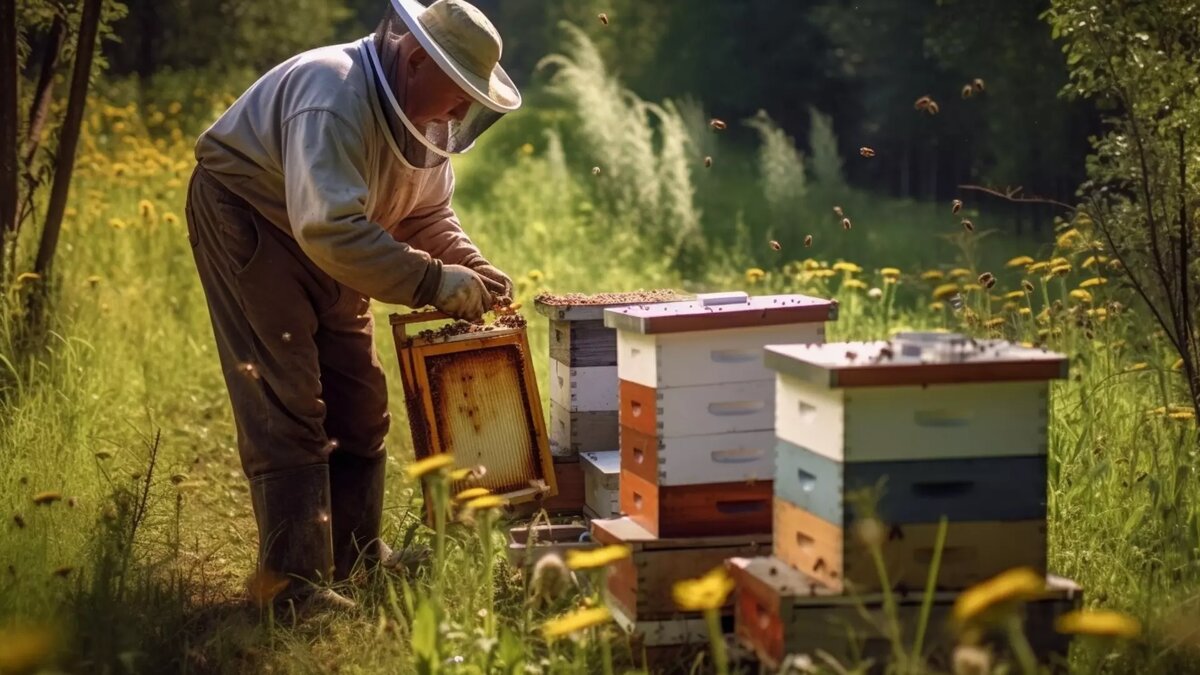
[412,599,440,675]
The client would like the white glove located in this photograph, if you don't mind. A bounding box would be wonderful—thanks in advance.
[434,265,490,322]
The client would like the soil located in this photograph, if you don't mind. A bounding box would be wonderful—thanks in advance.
[533,289,684,306]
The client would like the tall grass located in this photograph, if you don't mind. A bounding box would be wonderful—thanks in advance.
[744,109,807,226]
[808,105,846,191]
[1,23,1199,675]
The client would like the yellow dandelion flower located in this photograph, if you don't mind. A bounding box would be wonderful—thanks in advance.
[1006,256,1035,268]
[542,606,611,640]
[108,218,126,230]
[673,566,736,612]
[1055,610,1141,638]
[802,259,822,271]
[1070,289,1093,304]
[745,268,766,283]
[85,275,101,288]
[449,468,473,481]
[1028,261,1050,274]
[983,317,1006,329]
[465,495,507,511]
[166,178,182,189]
[404,454,454,479]
[168,101,183,115]
[832,262,863,274]
[0,623,56,674]
[810,269,836,279]
[1173,359,1185,371]
[565,544,631,570]
[138,199,157,219]
[948,268,972,280]
[1078,278,1107,288]
[930,302,945,312]
[954,567,1046,626]
[921,270,945,282]
[520,143,534,156]
[112,121,127,134]
[842,279,868,291]
[880,267,901,279]
[1003,302,1018,313]
[1168,411,1195,421]
[1051,264,1072,277]
[962,283,983,293]
[1088,308,1108,319]
[933,283,960,300]
[455,487,490,502]
[32,491,63,506]
[1082,255,1108,269]
[1019,308,1032,317]
[162,213,178,225]
[16,272,40,285]
[1004,290,1026,300]
[1056,229,1080,248]
[1049,257,1069,267]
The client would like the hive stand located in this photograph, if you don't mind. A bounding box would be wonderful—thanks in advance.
[604,291,838,537]
[533,293,685,516]
[727,332,1079,669]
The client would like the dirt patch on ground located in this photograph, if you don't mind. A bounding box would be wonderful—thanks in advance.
[533,290,684,306]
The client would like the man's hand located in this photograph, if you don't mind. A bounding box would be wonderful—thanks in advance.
[433,265,491,322]
[470,262,514,305]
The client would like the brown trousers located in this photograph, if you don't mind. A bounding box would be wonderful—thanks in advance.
[183,165,390,477]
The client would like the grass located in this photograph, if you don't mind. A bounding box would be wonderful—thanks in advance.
[2,29,1199,675]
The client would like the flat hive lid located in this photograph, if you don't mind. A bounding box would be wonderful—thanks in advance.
[603,291,837,335]
[581,450,620,474]
[533,290,689,321]
[764,332,1068,388]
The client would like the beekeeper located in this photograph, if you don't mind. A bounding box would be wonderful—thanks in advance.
[184,0,519,612]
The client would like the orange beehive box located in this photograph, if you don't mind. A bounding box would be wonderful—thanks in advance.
[619,469,773,538]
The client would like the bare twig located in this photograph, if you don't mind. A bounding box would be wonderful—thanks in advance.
[957,184,1075,211]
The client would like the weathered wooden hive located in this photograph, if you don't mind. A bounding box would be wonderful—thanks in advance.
[532,291,684,517]
[390,311,557,520]
[590,290,837,647]
[728,331,1080,670]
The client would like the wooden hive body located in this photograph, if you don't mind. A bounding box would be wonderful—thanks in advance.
[591,517,769,623]
[390,312,556,521]
[581,450,621,518]
[762,333,1067,591]
[727,556,1081,672]
[605,292,838,536]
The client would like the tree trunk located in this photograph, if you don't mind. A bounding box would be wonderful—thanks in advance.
[34,0,103,278]
[0,0,19,277]
[22,16,66,166]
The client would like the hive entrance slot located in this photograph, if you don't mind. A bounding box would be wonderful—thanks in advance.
[795,468,817,492]
[710,447,765,463]
[708,400,766,416]
[716,499,768,515]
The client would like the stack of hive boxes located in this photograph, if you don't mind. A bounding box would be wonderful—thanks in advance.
[532,292,682,518]
[591,291,839,649]
[728,332,1083,669]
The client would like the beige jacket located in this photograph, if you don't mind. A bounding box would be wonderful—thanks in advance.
[194,39,484,307]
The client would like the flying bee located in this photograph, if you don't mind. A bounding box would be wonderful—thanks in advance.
[952,199,963,214]
[598,12,609,25]
[833,205,844,218]
[978,272,996,289]
[961,84,974,99]
[949,293,965,311]
[709,118,727,131]
[1022,280,1035,293]
[769,240,782,251]
[845,350,858,361]
[926,100,941,115]
[961,218,975,232]
[236,362,260,380]
[972,78,985,92]
[842,217,852,230]
[704,156,712,168]
[591,166,601,176]
[914,95,933,110]
[804,234,813,247]
[12,514,25,529]
[859,146,876,158]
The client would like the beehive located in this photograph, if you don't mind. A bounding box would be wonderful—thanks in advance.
[592,517,768,623]
[391,311,556,520]
[534,292,685,516]
[762,332,1067,591]
[604,292,837,537]
[727,556,1081,671]
[580,450,620,519]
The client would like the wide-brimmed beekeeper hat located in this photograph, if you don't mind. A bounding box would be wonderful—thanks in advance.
[365,0,521,168]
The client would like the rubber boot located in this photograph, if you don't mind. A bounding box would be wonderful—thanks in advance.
[329,452,387,580]
[249,464,356,613]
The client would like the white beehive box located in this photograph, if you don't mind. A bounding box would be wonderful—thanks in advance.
[581,450,621,518]
[765,332,1068,463]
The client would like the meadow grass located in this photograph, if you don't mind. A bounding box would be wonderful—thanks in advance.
[2,38,1199,675]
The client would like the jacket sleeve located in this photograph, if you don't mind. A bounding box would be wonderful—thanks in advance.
[280,108,443,306]
[401,161,486,268]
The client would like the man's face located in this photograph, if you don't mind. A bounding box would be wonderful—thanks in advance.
[402,44,474,127]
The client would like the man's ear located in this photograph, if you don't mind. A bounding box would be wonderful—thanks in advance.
[408,46,429,74]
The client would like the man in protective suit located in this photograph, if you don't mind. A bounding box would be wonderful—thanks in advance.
[184,0,519,611]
